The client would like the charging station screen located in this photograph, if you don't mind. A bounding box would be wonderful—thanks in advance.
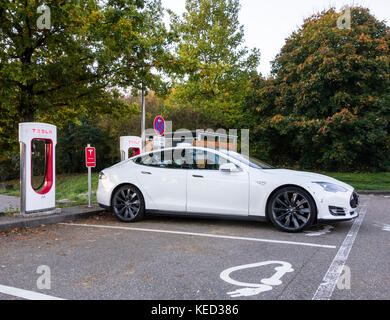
[31,139,53,194]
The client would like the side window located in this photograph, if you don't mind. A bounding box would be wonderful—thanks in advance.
[164,149,186,169]
[193,149,229,170]
[134,149,194,169]
[171,148,194,168]
[134,149,233,170]
[134,151,164,167]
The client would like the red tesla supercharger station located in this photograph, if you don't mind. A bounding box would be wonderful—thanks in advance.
[19,122,57,214]
[120,136,141,161]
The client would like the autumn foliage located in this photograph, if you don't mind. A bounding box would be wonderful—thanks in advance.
[246,7,390,171]
[1,3,389,180]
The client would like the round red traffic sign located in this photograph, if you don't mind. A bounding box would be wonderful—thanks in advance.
[153,116,165,136]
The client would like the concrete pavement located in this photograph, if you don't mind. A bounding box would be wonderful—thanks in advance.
[0,194,388,300]
[0,195,19,213]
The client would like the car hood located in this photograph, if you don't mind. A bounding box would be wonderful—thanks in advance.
[262,169,354,191]
[101,159,133,173]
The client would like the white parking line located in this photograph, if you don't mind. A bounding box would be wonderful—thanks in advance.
[60,222,337,249]
[0,284,65,300]
[312,206,367,300]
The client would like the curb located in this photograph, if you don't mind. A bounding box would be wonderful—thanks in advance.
[0,205,105,231]
[357,190,390,195]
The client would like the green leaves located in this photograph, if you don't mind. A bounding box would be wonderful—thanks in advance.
[165,0,260,129]
[246,7,390,171]
[0,0,174,179]
[0,0,172,122]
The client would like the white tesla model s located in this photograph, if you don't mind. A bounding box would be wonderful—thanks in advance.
[97,146,360,232]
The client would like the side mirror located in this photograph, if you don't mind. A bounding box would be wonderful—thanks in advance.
[219,162,241,173]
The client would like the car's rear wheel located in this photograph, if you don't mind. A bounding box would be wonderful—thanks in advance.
[112,185,145,222]
[268,187,316,232]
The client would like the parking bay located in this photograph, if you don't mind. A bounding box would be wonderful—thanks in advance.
[0,195,388,300]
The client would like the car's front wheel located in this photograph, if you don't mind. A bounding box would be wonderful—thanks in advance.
[268,187,316,232]
[112,185,145,222]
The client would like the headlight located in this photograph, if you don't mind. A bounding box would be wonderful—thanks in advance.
[99,171,107,180]
[312,182,348,193]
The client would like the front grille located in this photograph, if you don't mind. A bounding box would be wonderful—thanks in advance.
[329,206,347,216]
[350,192,360,208]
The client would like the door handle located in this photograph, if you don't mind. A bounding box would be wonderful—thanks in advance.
[141,171,152,175]
[192,174,204,178]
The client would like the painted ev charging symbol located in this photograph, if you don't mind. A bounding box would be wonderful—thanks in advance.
[305,225,334,237]
[220,261,294,297]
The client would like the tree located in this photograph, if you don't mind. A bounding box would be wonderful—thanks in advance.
[0,0,172,180]
[97,90,165,162]
[248,7,390,171]
[165,0,260,129]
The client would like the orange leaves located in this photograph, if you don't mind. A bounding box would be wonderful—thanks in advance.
[270,114,285,124]
[331,108,357,121]
[316,108,357,136]
[318,125,329,136]
[358,33,369,41]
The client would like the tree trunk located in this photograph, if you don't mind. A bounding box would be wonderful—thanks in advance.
[19,84,35,123]
[19,41,35,123]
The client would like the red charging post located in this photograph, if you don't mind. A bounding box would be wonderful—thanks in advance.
[85,145,96,207]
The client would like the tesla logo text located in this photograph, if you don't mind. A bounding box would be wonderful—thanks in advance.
[32,129,53,135]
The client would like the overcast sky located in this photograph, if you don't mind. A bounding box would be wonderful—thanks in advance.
[161,0,390,76]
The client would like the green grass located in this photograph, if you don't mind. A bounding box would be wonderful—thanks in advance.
[56,173,99,206]
[0,173,99,207]
[0,203,19,216]
[316,172,390,191]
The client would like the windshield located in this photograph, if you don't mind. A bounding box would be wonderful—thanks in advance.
[220,150,274,169]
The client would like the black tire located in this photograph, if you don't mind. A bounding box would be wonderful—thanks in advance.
[267,186,316,233]
[112,185,145,222]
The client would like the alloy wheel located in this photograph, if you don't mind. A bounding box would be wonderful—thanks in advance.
[271,190,312,231]
[113,186,141,221]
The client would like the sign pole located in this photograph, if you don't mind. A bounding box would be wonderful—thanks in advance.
[141,86,146,152]
[87,144,92,208]
[85,144,96,208]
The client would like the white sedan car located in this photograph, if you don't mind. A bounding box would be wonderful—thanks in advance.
[97,146,360,232]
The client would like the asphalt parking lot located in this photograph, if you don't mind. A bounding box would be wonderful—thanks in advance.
[0,194,389,300]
